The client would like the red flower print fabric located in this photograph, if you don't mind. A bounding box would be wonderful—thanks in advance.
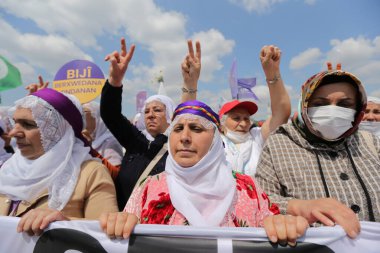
[125,171,279,227]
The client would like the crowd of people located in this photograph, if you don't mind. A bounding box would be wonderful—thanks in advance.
[0,38,379,247]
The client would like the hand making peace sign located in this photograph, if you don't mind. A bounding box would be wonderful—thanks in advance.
[105,37,136,87]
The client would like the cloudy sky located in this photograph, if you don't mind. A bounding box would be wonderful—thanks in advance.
[0,0,379,119]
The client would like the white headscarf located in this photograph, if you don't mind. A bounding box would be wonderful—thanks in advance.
[0,138,11,167]
[221,114,263,177]
[165,114,236,227]
[133,112,144,130]
[0,119,12,166]
[359,121,380,137]
[222,130,256,175]
[83,101,120,150]
[368,96,380,104]
[0,93,92,210]
[0,106,16,150]
[136,95,175,141]
[359,96,380,137]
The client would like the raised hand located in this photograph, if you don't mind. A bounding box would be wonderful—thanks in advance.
[258,45,290,140]
[181,40,201,89]
[105,37,136,87]
[326,62,342,71]
[17,208,69,236]
[25,75,49,94]
[260,45,281,83]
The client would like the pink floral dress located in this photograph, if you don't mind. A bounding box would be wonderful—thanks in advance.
[125,171,279,227]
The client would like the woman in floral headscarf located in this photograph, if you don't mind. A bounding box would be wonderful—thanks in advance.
[99,100,309,247]
[255,66,380,239]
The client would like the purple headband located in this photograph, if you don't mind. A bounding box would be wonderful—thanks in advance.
[172,100,220,129]
[31,88,89,146]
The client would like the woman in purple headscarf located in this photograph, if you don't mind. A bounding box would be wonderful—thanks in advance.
[101,38,201,211]
[100,100,308,247]
[0,88,118,235]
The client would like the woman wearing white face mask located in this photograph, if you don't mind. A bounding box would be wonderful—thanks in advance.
[255,67,380,239]
[359,96,380,138]
[219,45,291,177]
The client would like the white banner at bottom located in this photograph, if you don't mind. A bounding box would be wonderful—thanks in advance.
[0,216,379,253]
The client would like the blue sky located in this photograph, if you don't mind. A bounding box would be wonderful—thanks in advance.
[0,0,379,119]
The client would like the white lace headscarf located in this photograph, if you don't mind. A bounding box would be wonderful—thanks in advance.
[359,96,380,136]
[0,106,16,150]
[0,91,92,210]
[83,101,119,150]
[133,112,145,131]
[0,118,12,166]
[136,95,175,141]
[165,109,236,226]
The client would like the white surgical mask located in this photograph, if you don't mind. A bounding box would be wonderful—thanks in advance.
[308,105,356,140]
[359,121,380,138]
[225,128,250,144]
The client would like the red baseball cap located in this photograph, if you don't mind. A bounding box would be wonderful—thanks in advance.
[219,100,258,118]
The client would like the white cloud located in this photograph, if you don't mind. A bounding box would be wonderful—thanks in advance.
[121,0,187,44]
[253,85,270,100]
[370,90,380,98]
[197,88,231,113]
[304,0,317,5]
[119,28,234,105]
[192,29,235,82]
[326,36,379,69]
[326,36,380,87]
[0,1,119,49]
[0,0,234,105]
[289,48,322,70]
[229,0,285,13]
[289,36,380,90]
[250,83,298,119]
[0,18,92,84]
[354,61,380,88]
[15,62,38,86]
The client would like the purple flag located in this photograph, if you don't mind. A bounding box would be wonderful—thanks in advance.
[237,77,259,101]
[229,59,238,99]
[136,91,147,113]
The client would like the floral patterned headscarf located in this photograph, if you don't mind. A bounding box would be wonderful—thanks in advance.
[295,69,367,142]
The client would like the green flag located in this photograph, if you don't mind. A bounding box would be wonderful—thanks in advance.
[0,55,23,92]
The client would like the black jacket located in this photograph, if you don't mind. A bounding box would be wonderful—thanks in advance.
[100,80,168,210]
